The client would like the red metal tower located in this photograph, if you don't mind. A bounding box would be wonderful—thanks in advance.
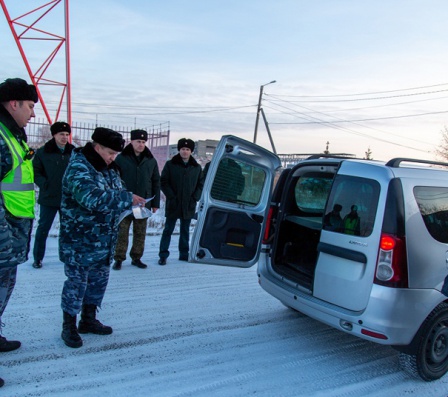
[0,0,71,125]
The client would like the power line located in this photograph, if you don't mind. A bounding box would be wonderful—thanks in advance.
[263,90,445,147]
[70,102,254,110]
[270,110,448,124]
[272,95,448,114]
[44,101,255,117]
[266,88,448,103]
[266,82,448,98]
[262,98,433,153]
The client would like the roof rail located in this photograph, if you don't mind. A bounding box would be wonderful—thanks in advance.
[306,154,357,160]
[386,158,448,168]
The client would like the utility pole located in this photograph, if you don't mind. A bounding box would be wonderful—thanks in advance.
[253,80,276,144]
[260,108,276,154]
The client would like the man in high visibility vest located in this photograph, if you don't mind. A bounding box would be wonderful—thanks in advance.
[0,77,38,388]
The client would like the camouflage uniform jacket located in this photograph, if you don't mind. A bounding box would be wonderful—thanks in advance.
[59,142,133,267]
[0,105,33,267]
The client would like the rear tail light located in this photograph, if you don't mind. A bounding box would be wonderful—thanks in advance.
[262,206,275,244]
[374,233,408,288]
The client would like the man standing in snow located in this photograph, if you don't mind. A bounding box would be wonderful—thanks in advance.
[32,121,75,269]
[113,129,160,270]
[0,77,38,388]
[158,138,203,265]
[59,127,146,348]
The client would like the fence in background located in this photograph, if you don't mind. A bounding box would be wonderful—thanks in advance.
[27,118,171,169]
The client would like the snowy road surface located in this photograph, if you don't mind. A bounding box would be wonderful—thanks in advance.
[2,236,448,396]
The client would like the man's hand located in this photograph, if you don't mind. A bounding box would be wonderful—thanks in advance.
[132,194,146,207]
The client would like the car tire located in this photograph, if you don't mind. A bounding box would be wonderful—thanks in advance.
[399,303,448,381]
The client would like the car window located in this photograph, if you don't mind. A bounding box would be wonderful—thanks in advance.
[210,158,265,206]
[414,186,448,243]
[294,174,333,214]
[323,175,380,237]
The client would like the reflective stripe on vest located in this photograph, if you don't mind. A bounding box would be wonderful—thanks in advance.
[0,123,35,218]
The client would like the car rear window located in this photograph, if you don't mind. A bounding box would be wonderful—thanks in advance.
[210,158,265,206]
[323,175,380,237]
[414,186,448,243]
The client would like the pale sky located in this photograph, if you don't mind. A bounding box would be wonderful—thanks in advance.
[1,0,448,160]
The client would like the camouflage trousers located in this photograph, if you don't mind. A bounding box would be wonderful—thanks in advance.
[0,216,32,327]
[114,215,147,262]
[61,261,110,317]
[0,266,17,322]
[0,216,32,267]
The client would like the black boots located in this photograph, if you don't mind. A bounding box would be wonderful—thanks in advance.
[78,304,113,335]
[62,312,83,348]
[62,305,112,348]
[131,259,147,269]
[112,260,122,270]
[0,336,21,352]
[32,260,42,269]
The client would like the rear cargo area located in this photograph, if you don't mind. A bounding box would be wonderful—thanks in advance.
[271,215,322,290]
[267,166,336,291]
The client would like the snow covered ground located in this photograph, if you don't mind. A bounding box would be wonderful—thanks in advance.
[2,234,448,396]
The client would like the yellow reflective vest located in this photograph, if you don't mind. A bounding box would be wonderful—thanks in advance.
[0,123,35,218]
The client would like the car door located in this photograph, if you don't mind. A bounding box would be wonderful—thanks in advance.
[189,135,282,268]
[313,161,386,311]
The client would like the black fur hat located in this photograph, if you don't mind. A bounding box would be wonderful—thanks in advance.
[130,129,148,141]
[92,127,125,152]
[51,121,71,135]
[0,78,38,103]
[177,138,195,152]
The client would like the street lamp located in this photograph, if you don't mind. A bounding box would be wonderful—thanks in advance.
[253,80,276,143]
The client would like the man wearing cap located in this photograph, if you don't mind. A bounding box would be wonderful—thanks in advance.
[113,129,161,270]
[0,77,38,387]
[32,121,75,269]
[59,127,146,349]
[158,138,203,265]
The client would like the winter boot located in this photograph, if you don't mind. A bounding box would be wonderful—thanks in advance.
[131,259,147,269]
[0,336,21,352]
[78,304,113,335]
[61,312,83,348]
[0,377,4,388]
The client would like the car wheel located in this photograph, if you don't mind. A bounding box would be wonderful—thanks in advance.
[399,303,448,381]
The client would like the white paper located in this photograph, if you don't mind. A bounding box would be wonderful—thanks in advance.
[118,196,154,224]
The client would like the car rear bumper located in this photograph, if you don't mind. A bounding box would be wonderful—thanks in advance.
[258,255,445,346]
